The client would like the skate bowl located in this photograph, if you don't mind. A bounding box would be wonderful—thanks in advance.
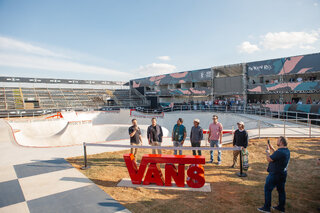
[1,109,270,147]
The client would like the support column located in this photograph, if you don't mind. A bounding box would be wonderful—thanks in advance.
[242,63,248,111]
[211,67,215,101]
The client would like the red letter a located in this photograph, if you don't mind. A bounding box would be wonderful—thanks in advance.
[143,163,164,186]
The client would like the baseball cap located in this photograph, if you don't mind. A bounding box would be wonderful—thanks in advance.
[237,121,244,126]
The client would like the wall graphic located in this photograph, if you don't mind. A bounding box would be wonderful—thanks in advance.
[248,81,320,93]
[131,68,212,88]
[247,53,320,76]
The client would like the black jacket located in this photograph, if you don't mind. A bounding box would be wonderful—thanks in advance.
[233,129,248,148]
[147,124,163,142]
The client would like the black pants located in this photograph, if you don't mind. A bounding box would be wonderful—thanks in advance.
[264,173,287,211]
[191,142,201,156]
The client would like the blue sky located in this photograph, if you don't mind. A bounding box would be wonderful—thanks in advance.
[0,0,319,81]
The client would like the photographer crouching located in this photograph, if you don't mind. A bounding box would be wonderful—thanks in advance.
[258,136,290,213]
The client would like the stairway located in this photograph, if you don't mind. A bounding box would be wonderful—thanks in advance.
[12,88,24,109]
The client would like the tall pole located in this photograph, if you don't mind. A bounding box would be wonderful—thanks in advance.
[242,63,247,113]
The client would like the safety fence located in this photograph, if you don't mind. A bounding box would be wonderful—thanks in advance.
[255,119,320,138]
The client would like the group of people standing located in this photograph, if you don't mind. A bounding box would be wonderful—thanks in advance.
[128,114,249,167]
[128,116,290,213]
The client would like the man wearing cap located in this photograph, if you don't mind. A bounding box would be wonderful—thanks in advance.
[231,121,248,168]
[190,119,203,156]
[208,115,223,164]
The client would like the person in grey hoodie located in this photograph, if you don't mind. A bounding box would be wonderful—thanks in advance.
[190,119,203,156]
[147,117,163,154]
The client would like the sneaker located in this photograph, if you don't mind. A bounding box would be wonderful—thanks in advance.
[207,160,213,164]
[217,161,222,165]
[257,207,270,213]
[230,164,235,168]
[272,206,285,212]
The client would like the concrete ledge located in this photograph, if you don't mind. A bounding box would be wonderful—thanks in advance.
[117,178,211,192]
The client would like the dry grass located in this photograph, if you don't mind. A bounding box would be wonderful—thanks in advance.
[67,138,320,213]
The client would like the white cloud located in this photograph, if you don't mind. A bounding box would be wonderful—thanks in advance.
[261,31,319,50]
[238,41,260,53]
[0,36,130,80]
[157,56,171,61]
[0,53,130,78]
[314,2,318,6]
[0,36,68,58]
[136,63,176,76]
[238,30,320,54]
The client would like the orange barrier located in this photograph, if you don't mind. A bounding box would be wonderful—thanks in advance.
[45,112,63,119]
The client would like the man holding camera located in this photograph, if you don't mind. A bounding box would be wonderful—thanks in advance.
[258,136,290,213]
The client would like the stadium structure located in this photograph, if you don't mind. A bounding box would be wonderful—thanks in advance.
[0,52,319,117]
[130,52,320,114]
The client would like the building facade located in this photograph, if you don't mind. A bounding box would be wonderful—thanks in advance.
[130,52,320,114]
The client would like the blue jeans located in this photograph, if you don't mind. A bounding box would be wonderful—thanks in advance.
[210,140,221,162]
[173,141,183,155]
[264,173,287,211]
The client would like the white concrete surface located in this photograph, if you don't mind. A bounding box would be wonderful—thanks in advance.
[117,178,211,192]
[0,202,30,213]
[18,168,93,201]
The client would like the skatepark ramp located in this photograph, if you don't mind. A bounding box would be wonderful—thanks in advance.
[3,109,313,148]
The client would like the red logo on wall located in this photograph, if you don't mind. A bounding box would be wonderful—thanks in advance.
[123,154,206,188]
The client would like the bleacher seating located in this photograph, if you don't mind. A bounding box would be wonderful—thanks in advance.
[113,89,144,107]
[0,87,144,111]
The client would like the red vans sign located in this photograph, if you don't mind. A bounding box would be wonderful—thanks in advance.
[124,154,206,188]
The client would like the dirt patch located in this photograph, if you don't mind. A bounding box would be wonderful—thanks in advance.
[67,138,320,213]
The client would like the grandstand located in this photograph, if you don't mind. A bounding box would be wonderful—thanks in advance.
[0,76,147,117]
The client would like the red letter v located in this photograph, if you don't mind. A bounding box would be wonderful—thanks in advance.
[123,154,147,184]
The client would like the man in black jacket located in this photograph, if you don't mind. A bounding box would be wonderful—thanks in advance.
[190,119,203,156]
[147,117,163,154]
[231,121,248,168]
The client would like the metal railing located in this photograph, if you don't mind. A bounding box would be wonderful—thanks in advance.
[255,119,320,138]
[136,104,320,125]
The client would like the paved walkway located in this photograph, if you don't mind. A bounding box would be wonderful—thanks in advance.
[0,121,131,213]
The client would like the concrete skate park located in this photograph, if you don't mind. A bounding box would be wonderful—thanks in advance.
[0,109,319,213]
